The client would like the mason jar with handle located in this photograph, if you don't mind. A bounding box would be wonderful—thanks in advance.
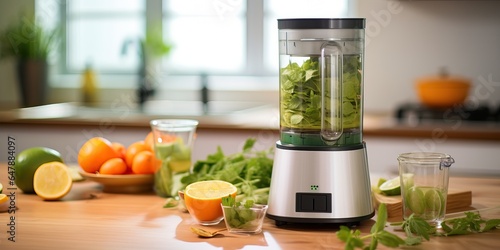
[398,152,455,228]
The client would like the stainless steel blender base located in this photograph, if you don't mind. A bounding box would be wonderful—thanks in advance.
[266,142,374,225]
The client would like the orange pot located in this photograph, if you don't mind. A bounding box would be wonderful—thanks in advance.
[416,73,471,109]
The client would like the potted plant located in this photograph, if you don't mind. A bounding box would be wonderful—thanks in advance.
[0,15,58,107]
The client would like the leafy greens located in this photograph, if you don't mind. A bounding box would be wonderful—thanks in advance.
[222,195,257,229]
[180,138,273,205]
[280,55,362,130]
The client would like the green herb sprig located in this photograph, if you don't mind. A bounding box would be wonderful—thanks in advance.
[336,204,406,250]
[441,211,500,236]
[337,204,500,250]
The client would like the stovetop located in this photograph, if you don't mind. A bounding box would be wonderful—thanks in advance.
[395,103,500,123]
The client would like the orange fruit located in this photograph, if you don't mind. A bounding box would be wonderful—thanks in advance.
[99,158,127,175]
[145,132,155,151]
[131,151,157,174]
[111,142,126,159]
[125,141,151,168]
[184,180,237,224]
[78,137,120,173]
[33,162,72,200]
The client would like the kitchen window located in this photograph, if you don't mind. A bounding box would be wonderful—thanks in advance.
[37,0,349,101]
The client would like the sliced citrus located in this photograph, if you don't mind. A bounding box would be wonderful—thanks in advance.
[401,173,415,191]
[424,188,445,217]
[379,176,401,196]
[33,162,73,200]
[0,182,3,193]
[405,186,425,215]
[0,194,8,212]
[184,180,237,223]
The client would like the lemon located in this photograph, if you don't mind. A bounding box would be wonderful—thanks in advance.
[0,182,3,193]
[14,147,63,193]
[185,180,237,200]
[184,180,237,223]
[0,194,8,212]
[33,162,73,200]
[379,176,401,196]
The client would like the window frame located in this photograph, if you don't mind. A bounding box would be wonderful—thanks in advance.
[48,0,352,104]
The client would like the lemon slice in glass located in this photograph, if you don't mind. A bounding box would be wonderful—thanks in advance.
[33,162,73,200]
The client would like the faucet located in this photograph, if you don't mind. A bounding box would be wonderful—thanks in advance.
[200,73,209,113]
[121,39,156,109]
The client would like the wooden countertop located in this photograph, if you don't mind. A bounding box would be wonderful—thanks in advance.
[1,164,500,250]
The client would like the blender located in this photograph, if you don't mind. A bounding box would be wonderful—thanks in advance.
[267,18,374,225]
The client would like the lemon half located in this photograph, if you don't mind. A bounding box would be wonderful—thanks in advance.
[33,162,73,200]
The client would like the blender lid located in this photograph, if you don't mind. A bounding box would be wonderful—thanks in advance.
[278,18,365,29]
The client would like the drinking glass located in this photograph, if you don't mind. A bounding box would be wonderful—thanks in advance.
[150,119,198,197]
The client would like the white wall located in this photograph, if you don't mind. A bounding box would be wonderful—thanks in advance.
[1,1,500,114]
[358,0,500,113]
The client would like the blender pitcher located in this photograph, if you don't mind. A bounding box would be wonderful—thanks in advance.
[278,18,365,147]
[267,18,373,226]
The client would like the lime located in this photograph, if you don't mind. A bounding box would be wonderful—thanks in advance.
[371,178,387,194]
[14,147,63,193]
[401,173,414,190]
[155,143,175,159]
[169,159,191,172]
[33,162,73,200]
[379,176,401,196]
[377,178,387,188]
[424,188,445,217]
[405,186,425,215]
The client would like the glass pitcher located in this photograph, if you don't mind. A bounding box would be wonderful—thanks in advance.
[278,18,365,147]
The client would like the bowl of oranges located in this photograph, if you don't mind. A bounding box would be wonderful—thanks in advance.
[77,133,158,193]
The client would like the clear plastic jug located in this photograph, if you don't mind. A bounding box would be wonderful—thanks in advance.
[278,18,365,147]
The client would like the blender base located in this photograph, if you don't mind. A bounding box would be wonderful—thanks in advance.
[266,141,374,225]
[267,212,374,227]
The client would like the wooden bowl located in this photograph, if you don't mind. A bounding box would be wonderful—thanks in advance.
[79,171,154,193]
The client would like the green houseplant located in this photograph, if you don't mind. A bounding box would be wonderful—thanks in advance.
[0,15,58,107]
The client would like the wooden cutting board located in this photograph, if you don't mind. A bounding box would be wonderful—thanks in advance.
[372,189,472,220]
